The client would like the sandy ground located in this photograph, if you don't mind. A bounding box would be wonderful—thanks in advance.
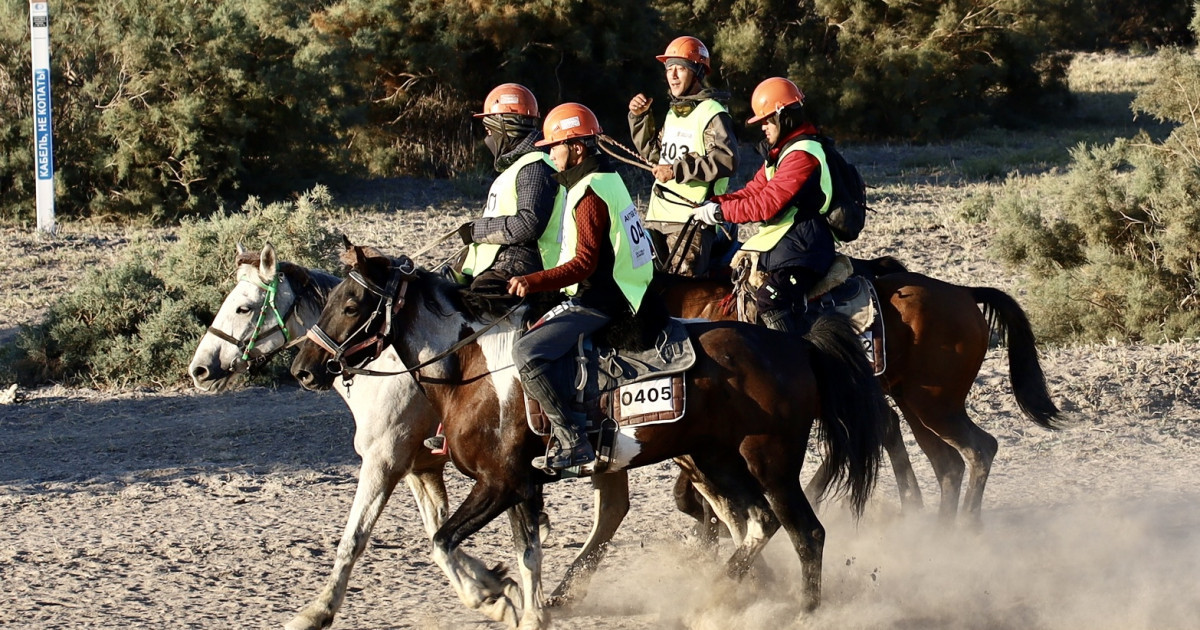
[4,84,1200,627]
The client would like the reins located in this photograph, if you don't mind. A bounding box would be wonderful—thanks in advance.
[596,134,729,274]
[304,262,525,382]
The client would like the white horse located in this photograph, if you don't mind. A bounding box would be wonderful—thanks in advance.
[188,243,521,629]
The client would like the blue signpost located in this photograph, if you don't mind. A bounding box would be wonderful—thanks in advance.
[30,1,55,233]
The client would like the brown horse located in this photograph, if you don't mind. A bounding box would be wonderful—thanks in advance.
[659,259,1064,527]
[291,243,893,628]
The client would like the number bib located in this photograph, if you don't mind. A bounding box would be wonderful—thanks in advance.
[610,376,685,426]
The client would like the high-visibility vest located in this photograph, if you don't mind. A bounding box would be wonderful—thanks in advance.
[461,152,561,276]
[645,99,730,223]
[545,172,655,311]
[740,139,832,253]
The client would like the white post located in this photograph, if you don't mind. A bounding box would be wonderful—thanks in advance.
[30,1,55,234]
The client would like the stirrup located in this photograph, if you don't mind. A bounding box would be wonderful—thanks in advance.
[424,424,448,455]
[532,440,595,472]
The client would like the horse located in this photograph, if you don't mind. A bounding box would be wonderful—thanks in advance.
[187,243,519,630]
[658,258,1064,527]
[290,242,894,628]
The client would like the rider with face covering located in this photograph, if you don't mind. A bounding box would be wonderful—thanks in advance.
[628,36,739,277]
[457,84,562,299]
[691,77,836,334]
[508,103,656,472]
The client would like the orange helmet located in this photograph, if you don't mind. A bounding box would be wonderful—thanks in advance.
[474,83,539,118]
[535,103,603,146]
[747,77,806,125]
[655,36,711,73]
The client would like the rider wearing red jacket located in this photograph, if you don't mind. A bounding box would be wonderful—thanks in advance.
[691,77,836,333]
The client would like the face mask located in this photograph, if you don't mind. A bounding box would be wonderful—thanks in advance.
[484,133,503,159]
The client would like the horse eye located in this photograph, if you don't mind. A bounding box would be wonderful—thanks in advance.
[236,306,252,315]
[343,303,359,316]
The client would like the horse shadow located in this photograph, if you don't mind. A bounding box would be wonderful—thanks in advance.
[0,385,357,491]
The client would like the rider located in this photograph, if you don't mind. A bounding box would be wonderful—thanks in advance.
[628,36,739,277]
[457,83,562,298]
[508,103,656,471]
[690,77,835,333]
[427,84,562,454]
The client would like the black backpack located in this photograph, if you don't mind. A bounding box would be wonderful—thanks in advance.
[801,135,869,242]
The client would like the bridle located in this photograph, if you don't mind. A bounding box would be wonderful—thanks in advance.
[305,257,414,379]
[206,272,304,374]
[304,256,523,385]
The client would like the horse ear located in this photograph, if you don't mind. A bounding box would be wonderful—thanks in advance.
[338,246,362,268]
[340,234,353,250]
[236,242,247,258]
[259,242,277,278]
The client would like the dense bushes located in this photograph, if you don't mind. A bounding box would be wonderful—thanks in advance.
[0,188,342,387]
[0,0,356,223]
[987,45,1200,343]
[6,0,1156,221]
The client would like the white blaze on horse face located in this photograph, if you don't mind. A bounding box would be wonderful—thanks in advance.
[332,345,433,457]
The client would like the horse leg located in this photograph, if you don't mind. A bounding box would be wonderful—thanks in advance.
[286,451,404,630]
[506,494,550,630]
[898,399,967,523]
[746,442,825,611]
[685,459,778,581]
[548,470,630,607]
[431,482,524,628]
[407,469,522,606]
[935,410,998,528]
[674,471,722,549]
[882,405,924,512]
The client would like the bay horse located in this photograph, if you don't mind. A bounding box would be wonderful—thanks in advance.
[659,258,1064,527]
[290,243,893,628]
[188,243,519,630]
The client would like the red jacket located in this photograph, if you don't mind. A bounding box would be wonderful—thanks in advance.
[714,123,821,224]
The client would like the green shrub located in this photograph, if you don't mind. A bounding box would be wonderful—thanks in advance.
[655,0,1072,140]
[988,44,1200,343]
[0,187,343,387]
[0,0,358,223]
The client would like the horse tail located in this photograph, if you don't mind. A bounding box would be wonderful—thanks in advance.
[971,287,1062,429]
[804,314,891,517]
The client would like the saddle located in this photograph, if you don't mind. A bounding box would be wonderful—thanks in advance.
[524,319,697,468]
[731,252,886,375]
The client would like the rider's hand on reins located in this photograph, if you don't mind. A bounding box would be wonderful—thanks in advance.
[652,164,674,182]
[508,275,531,298]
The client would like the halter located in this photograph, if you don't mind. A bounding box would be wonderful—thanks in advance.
[305,261,412,377]
[304,257,524,384]
[206,272,300,374]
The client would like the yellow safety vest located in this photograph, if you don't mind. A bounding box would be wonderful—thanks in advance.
[548,172,655,311]
[740,139,832,253]
[461,152,561,276]
[646,99,730,223]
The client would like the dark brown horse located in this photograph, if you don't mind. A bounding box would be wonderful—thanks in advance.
[291,243,893,628]
[659,259,1064,527]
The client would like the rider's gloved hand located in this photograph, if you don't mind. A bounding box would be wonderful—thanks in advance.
[457,221,476,245]
[691,202,724,226]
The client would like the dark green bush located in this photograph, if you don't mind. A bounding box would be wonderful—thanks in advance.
[0,188,343,387]
[988,44,1200,343]
[654,0,1073,140]
[0,0,358,223]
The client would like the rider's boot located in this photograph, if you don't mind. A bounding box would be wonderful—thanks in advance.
[519,360,595,471]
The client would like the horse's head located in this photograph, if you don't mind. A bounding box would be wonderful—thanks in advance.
[189,242,300,391]
[291,241,417,391]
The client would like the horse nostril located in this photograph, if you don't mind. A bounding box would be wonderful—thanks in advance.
[192,366,209,380]
[294,369,312,384]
